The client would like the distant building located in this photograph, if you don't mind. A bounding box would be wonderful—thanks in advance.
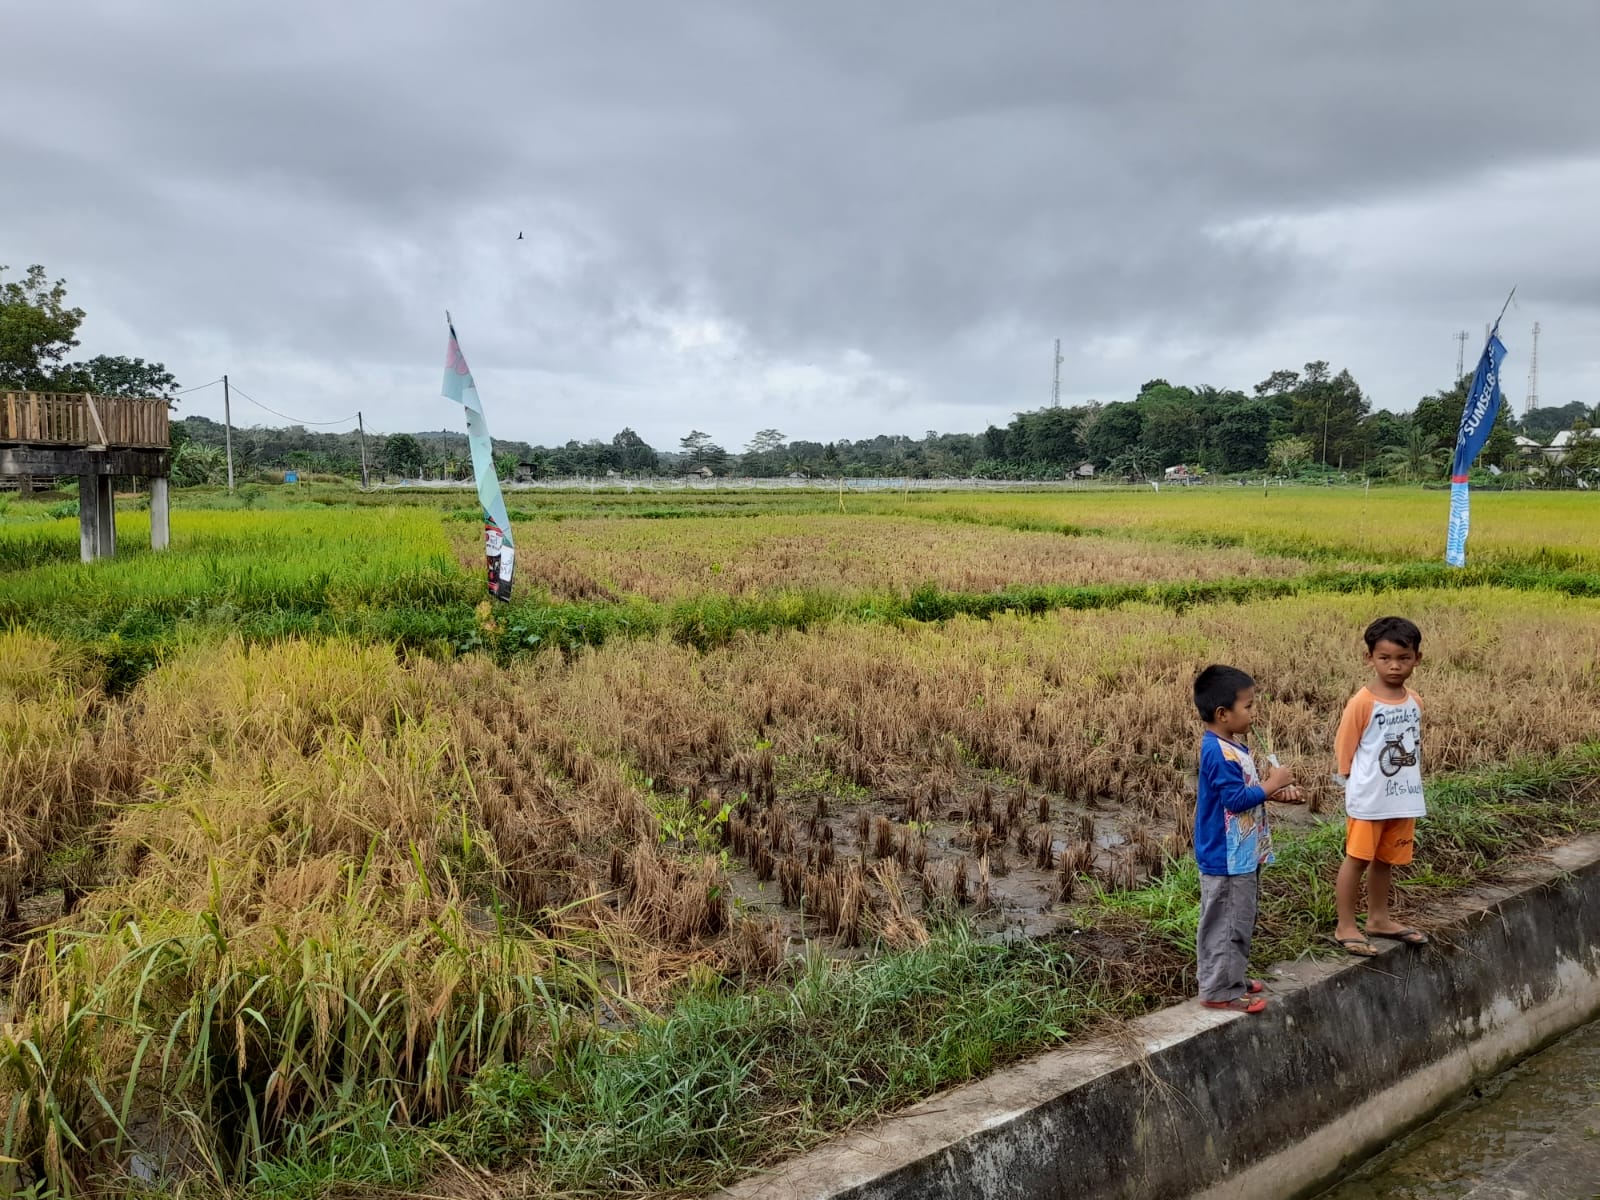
[1545,430,1587,463]
[514,461,536,481]
[1075,462,1095,478]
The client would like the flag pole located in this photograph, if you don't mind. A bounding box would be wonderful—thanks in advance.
[441,311,517,601]
[1488,287,1516,342]
[1446,294,1513,569]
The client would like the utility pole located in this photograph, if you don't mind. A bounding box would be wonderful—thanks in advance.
[357,410,370,489]
[1051,338,1063,408]
[222,373,235,492]
[1454,330,1469,381]
[1525,321,1540,414]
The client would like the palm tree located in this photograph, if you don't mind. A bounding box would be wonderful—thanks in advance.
[171,443,227,487]
[1379,426,1446,482]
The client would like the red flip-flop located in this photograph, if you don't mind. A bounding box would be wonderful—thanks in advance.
[1245,978,1265,994]
[1201,995,1267,1014]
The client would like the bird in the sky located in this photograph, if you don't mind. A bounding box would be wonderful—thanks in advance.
[516,232,524,240]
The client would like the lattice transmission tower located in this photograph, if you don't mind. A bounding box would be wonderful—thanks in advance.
[1525,321,1540,414]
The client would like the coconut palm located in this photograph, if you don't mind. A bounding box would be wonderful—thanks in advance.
[1378,426,1447,482]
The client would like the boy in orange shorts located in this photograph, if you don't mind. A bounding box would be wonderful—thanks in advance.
[1331,616,1430,956]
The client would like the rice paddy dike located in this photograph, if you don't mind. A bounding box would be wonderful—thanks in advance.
[0,482,1597,1198]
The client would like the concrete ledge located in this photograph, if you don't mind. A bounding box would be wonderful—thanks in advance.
[722,836,1600,1200]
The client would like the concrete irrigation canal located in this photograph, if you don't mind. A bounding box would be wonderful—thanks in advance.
[721,835,1600,1200]
[1317,1016,1600,1198]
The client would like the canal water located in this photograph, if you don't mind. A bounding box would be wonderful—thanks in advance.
[1315,1017,1600,1198]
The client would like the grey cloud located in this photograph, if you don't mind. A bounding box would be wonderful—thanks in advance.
[3,0,1597,446]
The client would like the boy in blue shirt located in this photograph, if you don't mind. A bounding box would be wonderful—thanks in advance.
[1193,665,1301,1013]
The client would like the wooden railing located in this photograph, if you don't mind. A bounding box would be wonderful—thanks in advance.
[0,392,170,448]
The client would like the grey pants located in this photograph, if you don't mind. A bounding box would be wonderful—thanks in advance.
[1197,870,1259,1001]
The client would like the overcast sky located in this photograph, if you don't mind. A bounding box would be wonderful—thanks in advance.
[6,2,1598,449]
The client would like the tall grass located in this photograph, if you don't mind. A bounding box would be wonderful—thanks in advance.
[279,924,1155,1197]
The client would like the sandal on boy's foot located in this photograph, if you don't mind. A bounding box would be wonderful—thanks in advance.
[1329,935,1379,958]
[1367,927,1430,946]
[1245,978,1265,994]
[1200,995,1267,1014]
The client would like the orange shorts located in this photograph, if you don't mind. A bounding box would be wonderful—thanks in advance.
[1346,818,1416,865]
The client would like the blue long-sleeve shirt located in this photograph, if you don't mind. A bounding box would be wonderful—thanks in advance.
[1194,730,1273,876]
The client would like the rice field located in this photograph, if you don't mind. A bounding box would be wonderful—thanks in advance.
[1,484,1598,1197]
[872,487,1600,569]
[457,514,1328,602]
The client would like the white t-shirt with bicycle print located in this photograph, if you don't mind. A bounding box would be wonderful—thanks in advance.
[1335,687,1425,820]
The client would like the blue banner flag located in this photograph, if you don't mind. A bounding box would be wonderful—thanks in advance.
[1445,329,1507,568]
[442,315,516,600]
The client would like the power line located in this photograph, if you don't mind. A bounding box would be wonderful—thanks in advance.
[175,377,224,395]
[227,384,358,427]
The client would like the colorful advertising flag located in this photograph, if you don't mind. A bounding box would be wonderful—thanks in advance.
[1445,329,1507,568]
[442,315,516,600]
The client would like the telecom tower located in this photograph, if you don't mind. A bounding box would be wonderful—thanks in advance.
[1525,321,1540,414]
[1052,338,1063,407]
[1454,330,1469,381]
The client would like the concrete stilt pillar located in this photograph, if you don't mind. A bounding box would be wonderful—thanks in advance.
[96,475,115,559]
[150,476,170,550]
[78,474,97,562]
[77,474,116,562]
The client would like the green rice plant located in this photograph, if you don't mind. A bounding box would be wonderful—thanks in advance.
[0,510,479,686]
[0,639,610,1196]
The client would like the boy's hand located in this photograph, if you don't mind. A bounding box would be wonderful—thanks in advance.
[1270,785,1305,805]
[1263,764,1293,794]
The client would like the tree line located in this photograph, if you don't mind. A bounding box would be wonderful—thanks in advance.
[5,262,1595,486]
[167,363,1597,487]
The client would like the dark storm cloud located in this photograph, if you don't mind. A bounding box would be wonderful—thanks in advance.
[3,1,1597,444]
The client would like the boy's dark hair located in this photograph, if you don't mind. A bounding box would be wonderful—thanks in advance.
[1364,616,1422,653]
[1194,664,1254,722]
